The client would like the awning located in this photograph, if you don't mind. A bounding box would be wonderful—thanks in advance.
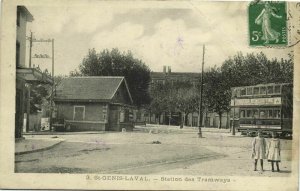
[17,67,53,84]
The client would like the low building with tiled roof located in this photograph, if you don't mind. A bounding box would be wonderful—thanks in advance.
[54,76,134,131]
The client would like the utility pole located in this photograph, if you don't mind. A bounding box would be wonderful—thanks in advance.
[30,35,55,131]
[26,32,33,132]
[198,45,205,138]
[50,39,55,131]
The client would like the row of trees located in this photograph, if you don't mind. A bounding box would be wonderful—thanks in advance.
[64,48,293,128]
[149,52,293,128]
[149,81,200,127]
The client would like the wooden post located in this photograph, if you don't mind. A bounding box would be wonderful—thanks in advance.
[26,84,31,132]
[198,45,205,138]
[50,39,55,131]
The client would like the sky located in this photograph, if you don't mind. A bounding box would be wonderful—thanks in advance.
[25,1,292,76]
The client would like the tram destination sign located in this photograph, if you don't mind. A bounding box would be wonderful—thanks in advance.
[231,97,281,106]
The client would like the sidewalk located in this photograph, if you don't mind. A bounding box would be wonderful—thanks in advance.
[23,131,106,135]
[15,137,65,155]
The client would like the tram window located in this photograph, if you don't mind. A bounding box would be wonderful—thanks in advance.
[240,110,245,118]
[240,88,246,96]
[268,110,273,118]
[246,110,252,118]
[274,85,281,94]
[260,87,266,94]
[253,110,259,118]
[260,110,267,118]
[274,110,281,118]
[267,86,274,94]
[246,87,253,95]
[236,89,240,97]
[253,87,259,95]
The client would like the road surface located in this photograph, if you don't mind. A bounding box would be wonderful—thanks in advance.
[15,126,292,176]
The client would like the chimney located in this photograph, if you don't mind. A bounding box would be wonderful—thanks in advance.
[168,66,171,74]
[163,66,166,74]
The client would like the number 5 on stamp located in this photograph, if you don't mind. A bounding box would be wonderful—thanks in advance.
[249,1,287,46]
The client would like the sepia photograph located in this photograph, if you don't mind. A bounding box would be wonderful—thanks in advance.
[0,0,299,190]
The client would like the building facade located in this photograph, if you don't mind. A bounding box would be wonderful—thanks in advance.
[137,66,230,128]
[54,76,134,131]
[15,6,53,138]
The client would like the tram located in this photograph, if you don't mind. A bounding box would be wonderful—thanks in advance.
[230,83,293,138]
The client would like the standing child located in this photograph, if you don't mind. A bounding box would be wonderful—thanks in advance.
[267,132,281,172]
[252,131,267,171]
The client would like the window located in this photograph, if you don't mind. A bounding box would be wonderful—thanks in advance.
[73,106,85,121]
[246,110,252,118]
[253,110,259,118]
[274,85,281,94]
[119,109,125,122]
[240,110,245,118]
[253,87,259,95]
[246,87,253,95]
[16,41,20,67]
[260,86,266,95]
[274,110,281,118]
[259,110,267,118]
[119,108,130,122]
[102,105,107,122]
[268,110,273,118]
[267,86,274,94]
[240,88,246,96]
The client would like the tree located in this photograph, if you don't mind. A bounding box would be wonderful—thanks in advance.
[206,52,294,129]
[29,83,49,113]
[172,81,196,128]
[150,80,200,127]
[71,48,151,106]
[204,67,231,129]
[221,52,293,87]
[149,81,177,124]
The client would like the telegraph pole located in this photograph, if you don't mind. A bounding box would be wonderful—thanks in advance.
[198,45,205,138]
[26,32,33,132]
[50,39,55,131]
[30,35,55,131]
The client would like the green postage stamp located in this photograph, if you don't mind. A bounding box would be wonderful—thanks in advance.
[249,1,287,46]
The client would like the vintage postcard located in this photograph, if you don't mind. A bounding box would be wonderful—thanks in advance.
[0,0,299,190]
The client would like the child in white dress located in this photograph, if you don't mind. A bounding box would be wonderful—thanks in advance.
[267,132,281,172]
[252,131,267,171]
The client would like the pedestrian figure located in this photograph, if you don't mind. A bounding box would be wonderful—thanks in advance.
[267,132,281,172]
[252,131,267,171]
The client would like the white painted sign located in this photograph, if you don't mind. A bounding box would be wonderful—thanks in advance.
[231,97,281,106]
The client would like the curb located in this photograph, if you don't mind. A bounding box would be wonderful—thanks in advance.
[15,140,65,155]
[23,132,107,136]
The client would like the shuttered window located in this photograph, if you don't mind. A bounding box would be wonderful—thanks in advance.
[74,106,85,121]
